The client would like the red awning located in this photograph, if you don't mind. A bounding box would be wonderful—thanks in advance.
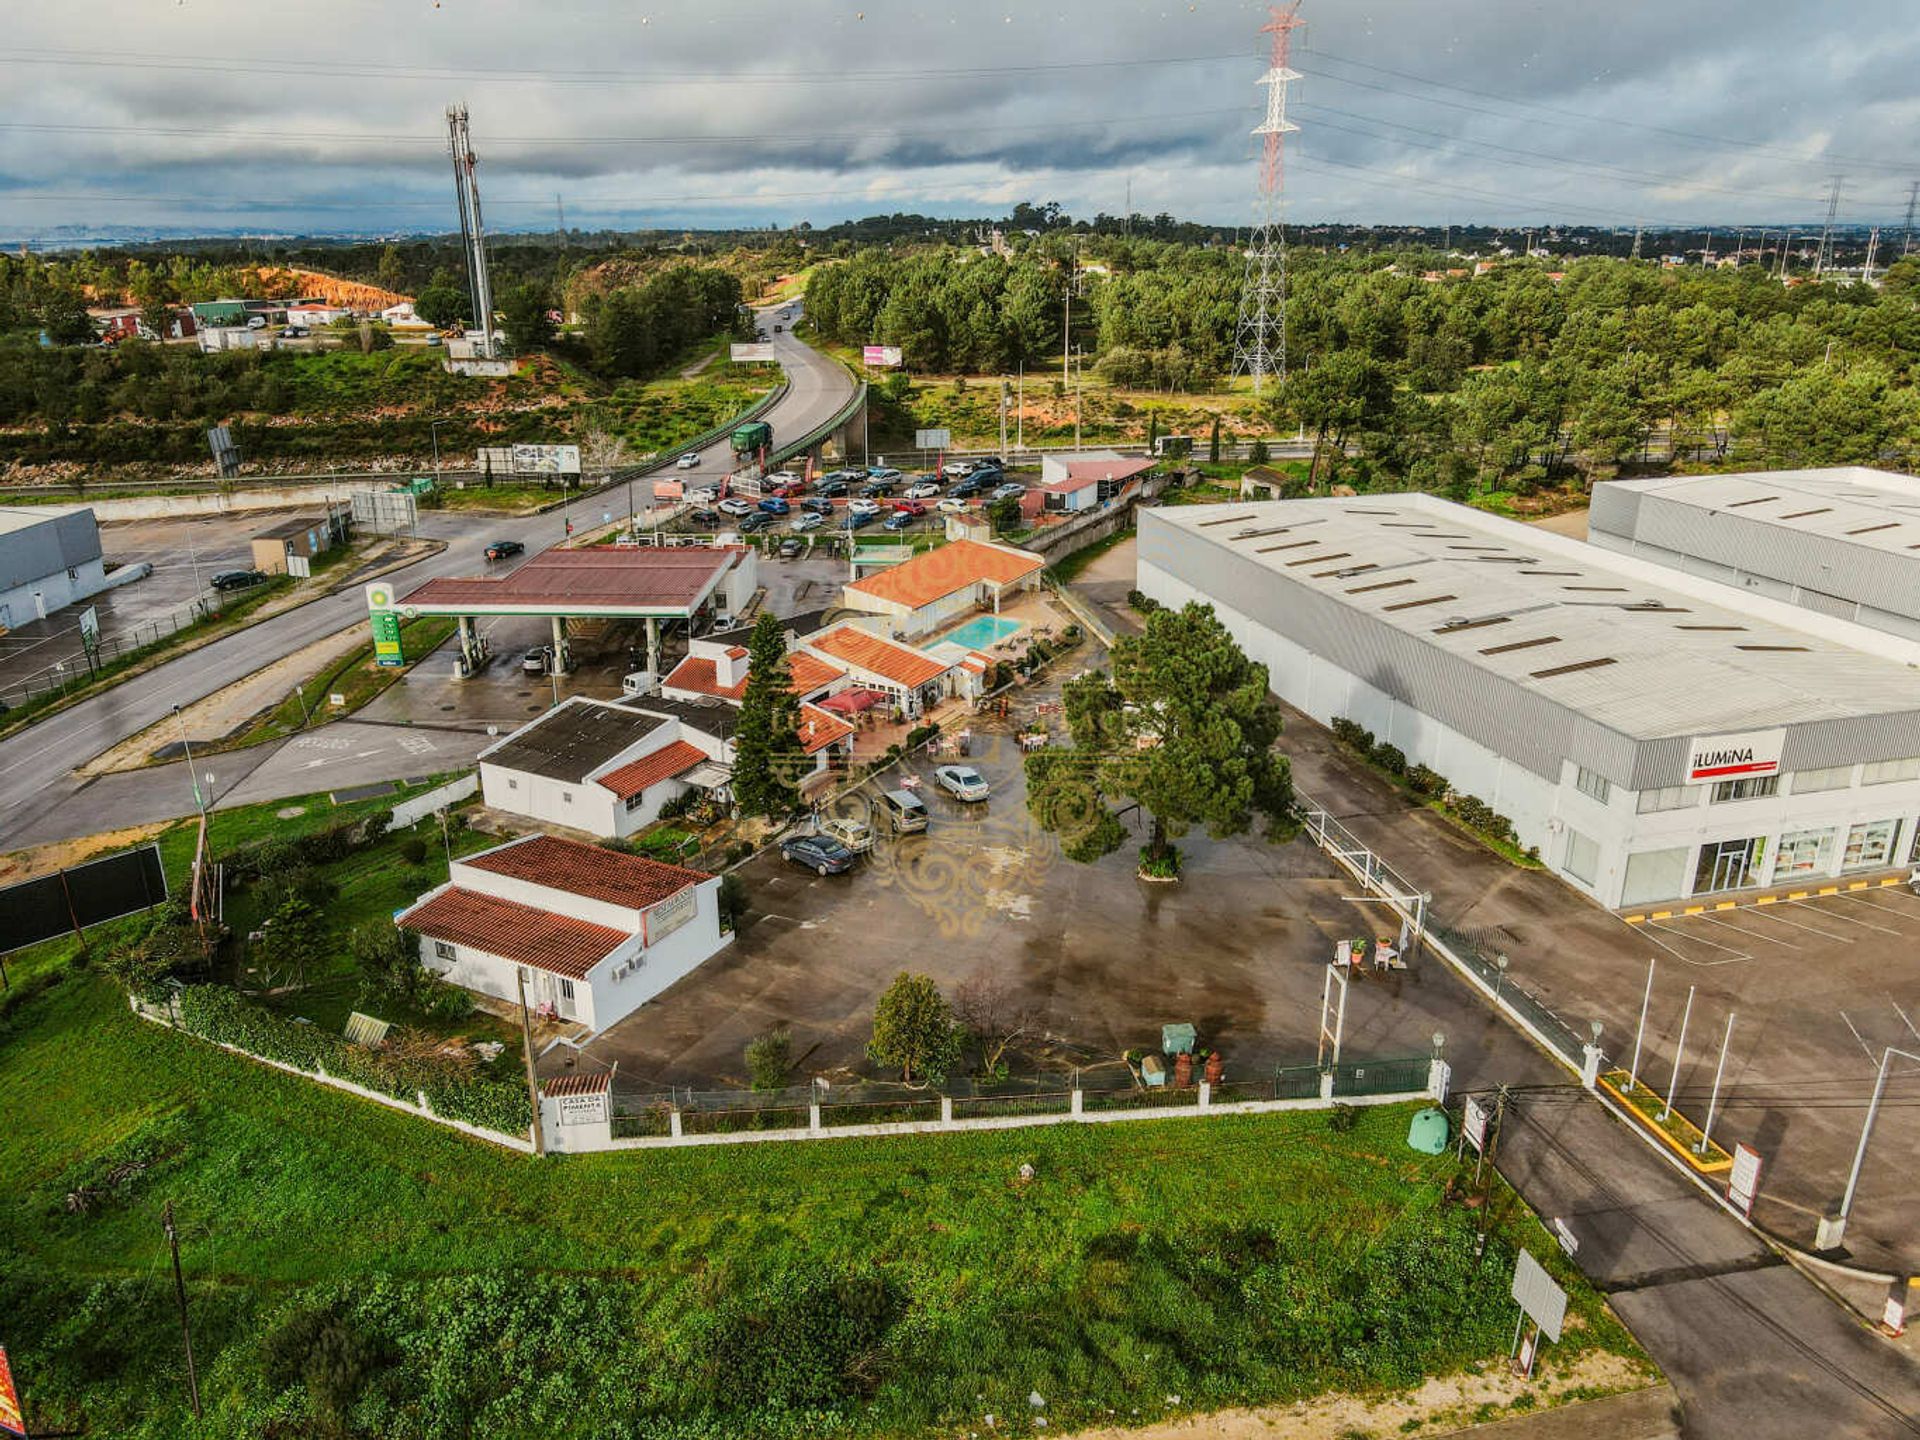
[818,687,888,715]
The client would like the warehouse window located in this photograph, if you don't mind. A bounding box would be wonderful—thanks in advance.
[505,777,519,791]
[1774,828,1835,879]
[559,979,575,1001]
[1573,766,1611,804]
[624,791,648,812]
[1711,776,1779,803]
[1861,757,1920,786]
[1637,785,1696,814]
[1791,765,1852,795]
[1561,828,1600,886]
[1843,819,1900,871]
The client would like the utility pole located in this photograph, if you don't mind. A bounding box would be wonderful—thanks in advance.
[1472,1085,1509,1260]
[999,379,1009,461]
[1232,2,1305,395]
[1778,231,1795,281]
[1631,222,1642,260]
[1903,180,1919,257]
[1073,346,1083,450]
[516,967,547,1156]
[447,102,497,359]
[1815,176,1843,279]
[162,1201,202,1419]
[1015,362,1024,453]
[1061,247,1073,390]
[1863,227,1880,282]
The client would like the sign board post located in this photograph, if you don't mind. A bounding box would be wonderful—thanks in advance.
[729,342,777,363]
[1508,1248,1567,1380]
[78,603,101,676]
[863,344,903,369]
[287,554,312,579]
[914,428,952,451]
[509,444,583,478]
[366,583,405,668]
[1462,1095,1490,1157]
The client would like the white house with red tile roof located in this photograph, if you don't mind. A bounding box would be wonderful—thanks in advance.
[1036,451,1156,513]
[476,696,735,840]
[397,833,726,1032]
[662,625,848,707]
[838,538,1044,639]
[799,623,989,719]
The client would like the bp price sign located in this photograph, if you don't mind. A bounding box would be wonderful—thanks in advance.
[366,582,405,668]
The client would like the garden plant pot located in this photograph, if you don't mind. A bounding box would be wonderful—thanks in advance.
[1174,1052,1193,1089]
[1203,1051,1224,1086]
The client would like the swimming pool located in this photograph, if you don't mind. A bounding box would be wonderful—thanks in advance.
[942,614,1024,650]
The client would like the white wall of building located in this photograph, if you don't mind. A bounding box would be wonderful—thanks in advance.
[0,556,108,628]
[479,762,621,837]
[1139,558,1920,910]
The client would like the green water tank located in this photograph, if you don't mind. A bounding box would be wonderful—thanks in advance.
[1407,1107,1451,1155]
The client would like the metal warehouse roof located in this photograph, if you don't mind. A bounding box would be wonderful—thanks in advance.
[401,544,742,615]
[1594,467,1920,560]
[479,699,669,782]
[1143,494,1920,743]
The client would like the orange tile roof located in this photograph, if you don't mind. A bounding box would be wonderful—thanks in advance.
[726,646,748,659]
[786,651,846,694]
[398,887,628,980]
[463,834,710,911]
[844,539,1043,612]
[662,655,747,701]
[796,702,855,754]
[542,1072,611,1097]
[807,625,952,688]
[595,739,708,800]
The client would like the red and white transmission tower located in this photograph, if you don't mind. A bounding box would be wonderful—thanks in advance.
[1232,2,1304,395]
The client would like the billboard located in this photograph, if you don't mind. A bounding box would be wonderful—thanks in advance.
[1509,1248,1566,1343]
[1727,1143,1762,1217]
[367,583,405,668]
[1462,1095,1490,1154]
[863,344,903,368]
[652,478,684,501]
[914,428,952,450]
[1684,728,1786,785]
[729,342,777,363]
[510,443,582,476]
[0,1347,23,1439]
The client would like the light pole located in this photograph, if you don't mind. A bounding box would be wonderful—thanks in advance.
[1493,952,1510,1001]
[1831,1045,1920,1248]
[429,418,449,492]
[172,705,208,821]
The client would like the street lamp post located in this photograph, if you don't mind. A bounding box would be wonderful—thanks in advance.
[1830,1045,1920,1248]
[429,418,449,492]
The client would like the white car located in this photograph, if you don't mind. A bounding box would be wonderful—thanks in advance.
[765,470,801,487]
[848,498,883,517]
[934,765,991,802]
[939,461,975,480]
[675,452,701,469]
[905,481,942,499]
[687,485,719,504]
[718,497,755,517]
[990,482,1026,502]
[867,467,903,483]
[792,511,825,532]
[936,497,970,514]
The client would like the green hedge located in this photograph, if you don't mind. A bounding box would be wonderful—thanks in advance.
[174,986,530,1138]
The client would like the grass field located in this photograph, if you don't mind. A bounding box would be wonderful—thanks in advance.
[0,947,1649,1438]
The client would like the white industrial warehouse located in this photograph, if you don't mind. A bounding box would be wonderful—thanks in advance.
[0,506,109,630]
[1589,466,1920,642]
[1137,493,1920,910]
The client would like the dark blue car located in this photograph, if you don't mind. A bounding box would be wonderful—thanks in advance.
[780,834,856,875]
[757,496,791,515]
[842,510,877,530]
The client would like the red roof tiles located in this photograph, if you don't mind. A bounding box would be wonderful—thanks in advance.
[806,625,952,688]
[786,652,846,694]
[398,887,627,980]
[542,1072,611,1097]
[796,702,855,754]
[844,539,1043,612]
[463,833,710,911]
[595,740,708,800]
[663,655,747,701]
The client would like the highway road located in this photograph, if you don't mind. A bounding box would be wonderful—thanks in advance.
[0,308,856,852]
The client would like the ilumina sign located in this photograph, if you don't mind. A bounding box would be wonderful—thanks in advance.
[1684,728,1787,785]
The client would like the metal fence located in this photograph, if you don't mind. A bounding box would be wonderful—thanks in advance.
[0,580,270,714]
[1294,788,1589,1070]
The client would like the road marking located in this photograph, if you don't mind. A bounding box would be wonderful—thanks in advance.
[1740,904,1853,941]
[1644,919,1751,965]
[1790,894,1902,935]
[1691,909,1800,950]
[1839,1010,1880,1065]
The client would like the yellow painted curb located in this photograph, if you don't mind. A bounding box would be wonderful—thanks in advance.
[1714,901,1736,911]
[1683,905,1705,915]
[1650,910,1673,921]
[1624,914,1646,925]
[1597,1073,1734,1174]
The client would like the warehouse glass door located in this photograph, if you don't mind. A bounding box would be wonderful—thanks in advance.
[1693,836,1762,895]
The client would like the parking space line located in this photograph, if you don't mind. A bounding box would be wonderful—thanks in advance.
[1736,903,1853,941]
[1645,919,1751,964]
[1887,993,1920,1046]
[1690,909,1801,949]
[1839,1010,1881,1065]
[1791,894,1903,935]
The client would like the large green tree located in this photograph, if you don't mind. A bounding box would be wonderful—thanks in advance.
[730,613,803,818]
[499,282,555,354]
[1025,601,1292,870]
[868,972,961,1084]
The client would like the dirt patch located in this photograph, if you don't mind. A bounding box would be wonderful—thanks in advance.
[80,620,373,776]
[1526,509,1590,540]
[0,821,174,884]
[1054,1349,1656,1440]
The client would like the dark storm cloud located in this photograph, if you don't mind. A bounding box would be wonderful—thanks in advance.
[1,0,1915,236]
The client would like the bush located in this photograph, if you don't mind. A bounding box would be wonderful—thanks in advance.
[1125,588,1163,615]
[1369,742,1406,777]
[1406,763,1445,799]
[716,872,747,931]
[904,721,942,749]
[1330,717,1374,752]
[745,1027,793,1091]
[688,1263,904,1414]
[657,789,701,821]
[397,835,428,866]
[1249,438,1270,465]
[1327,1102,1357,1133]
[1137,844,1182,879]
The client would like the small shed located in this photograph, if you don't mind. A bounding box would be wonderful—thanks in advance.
[250,514,336,574]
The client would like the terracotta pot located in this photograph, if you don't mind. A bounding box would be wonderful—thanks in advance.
[1173,1052,1193,1089]
[1203,1051,1224,1086]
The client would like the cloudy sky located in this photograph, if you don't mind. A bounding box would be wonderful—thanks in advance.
[2,0,1916,239]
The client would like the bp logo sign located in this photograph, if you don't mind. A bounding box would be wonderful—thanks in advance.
[365,583,405,666]
[365,582,397,611]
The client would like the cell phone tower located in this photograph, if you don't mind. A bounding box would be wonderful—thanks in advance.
[447,102,497,359]
[1231,2,1305,396]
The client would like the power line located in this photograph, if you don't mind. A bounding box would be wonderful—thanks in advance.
[0,44,1249,88]
[1300,47,1913,176]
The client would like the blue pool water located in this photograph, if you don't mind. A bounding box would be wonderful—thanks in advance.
[943,614,1023,650]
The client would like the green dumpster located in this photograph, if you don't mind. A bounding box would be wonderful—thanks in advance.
[1161,1023,1197,1055]
[1407,1107,1451,1154]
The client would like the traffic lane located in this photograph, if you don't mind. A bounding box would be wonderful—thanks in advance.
[1497,1095,1920,1440]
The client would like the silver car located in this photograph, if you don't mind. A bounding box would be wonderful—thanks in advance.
[934,765,991,802]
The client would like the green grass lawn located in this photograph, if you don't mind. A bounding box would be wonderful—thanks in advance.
[0,953,1649,1439]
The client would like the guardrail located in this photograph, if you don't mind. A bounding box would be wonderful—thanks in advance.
[769,381,868,467]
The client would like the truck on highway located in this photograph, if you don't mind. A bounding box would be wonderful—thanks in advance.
[731,420,773,455]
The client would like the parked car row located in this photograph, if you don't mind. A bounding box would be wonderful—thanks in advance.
[778,772,993,877]
[683,458,1023,537]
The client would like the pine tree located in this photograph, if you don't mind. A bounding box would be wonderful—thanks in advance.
[731,613,803,818]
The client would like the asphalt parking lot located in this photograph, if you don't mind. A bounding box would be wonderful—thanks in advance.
[556,677,1560,1107]
[1282,709,1920,1274]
